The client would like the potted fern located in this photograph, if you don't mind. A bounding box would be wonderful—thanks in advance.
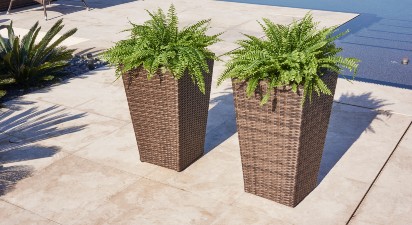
[104,5,221,171]
[218,14,359,207]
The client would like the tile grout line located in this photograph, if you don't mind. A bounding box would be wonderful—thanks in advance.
[27,90,132,124]
[135,176,236,224]
[0,123,132,200]
[63,121,132,155]
[345,120,412,225]
[141,170,238,207]
[70,152,143,177]
[72,176,144,224]
[1,155,142,224]
[0,198,63,225]
[1,120,133,183]
[334,100,412,117]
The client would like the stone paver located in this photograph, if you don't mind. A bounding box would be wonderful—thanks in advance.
[0,0,412,224]
[335,78,412,116]
[349,126,412,225]
[1,155,139,224]
[73,123,159,177]
[73,178,230,225]
[145,146,244,205]
[0,200,58,225]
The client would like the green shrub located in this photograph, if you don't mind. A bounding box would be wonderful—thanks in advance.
[103,5,221,94]
[0,19,76,87]
[218,13,359,105]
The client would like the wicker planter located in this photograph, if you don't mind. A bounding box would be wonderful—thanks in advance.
[232,72,338,207]
[122,61,213,172]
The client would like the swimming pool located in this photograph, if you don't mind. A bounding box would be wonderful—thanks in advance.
[222,0,412,89]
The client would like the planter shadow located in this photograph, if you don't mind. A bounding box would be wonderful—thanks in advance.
[204,89,237,154]
[317,92,391,183]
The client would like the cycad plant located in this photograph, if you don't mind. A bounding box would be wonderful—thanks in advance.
[104,4,221,94]
[0,19,76,87]
[218,13,359,104]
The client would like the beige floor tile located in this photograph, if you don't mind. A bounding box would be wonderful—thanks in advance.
[233,15,296,34]
[0,101,113,153]
[350,129,412,225]
[293,177,368,225]
[244,4,311,18]
[210,205,291,225]
[1,139,69,172]
[373,129,412,193]
[146,149,244,205]
[233,175,368,225]
[18,78,118,108]
[1,155,139,225]
[232,192,295,222]
[0,100,65,137]
[0,165,33,196]
[178,7,255,30]
[350,185,412,225]
[214,133,240,155]
[311,10,360,28]
[208,41,240,56]
[335,78,412,116]
[74,83,131,122]
[328,112,411,183]
[0,200,58,225]
[74,123,158,176]
[75,178,229,225]
[349,220,377,225]
[31,108,129,153]
[76,67,123,86]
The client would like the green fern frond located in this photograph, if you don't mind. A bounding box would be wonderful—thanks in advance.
[218,12,359,105]
[103,5,221,94]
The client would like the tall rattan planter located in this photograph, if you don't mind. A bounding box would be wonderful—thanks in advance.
[232,72,338,207]
[122,61,213,172]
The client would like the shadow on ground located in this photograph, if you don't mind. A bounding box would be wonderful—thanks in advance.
[6,0,138,20]
[0,100,87,195]
[0,165,33,195]
[204,89,237,154]
[317,92,391,183]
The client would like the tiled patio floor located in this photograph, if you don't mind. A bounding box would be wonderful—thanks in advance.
[1,0,411,224]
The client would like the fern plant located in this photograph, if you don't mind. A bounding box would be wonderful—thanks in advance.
[218,13,359,105]
[103,5,221,94]
[0,19,77,87]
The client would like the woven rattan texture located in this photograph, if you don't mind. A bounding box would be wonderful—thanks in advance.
[232,72,338,207]
[122,61,213,172]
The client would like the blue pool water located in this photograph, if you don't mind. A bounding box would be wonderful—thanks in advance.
[222,0,412,89]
